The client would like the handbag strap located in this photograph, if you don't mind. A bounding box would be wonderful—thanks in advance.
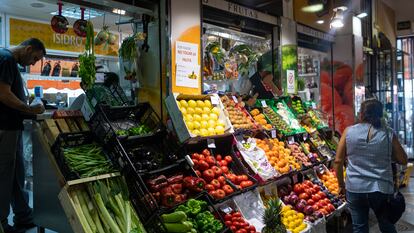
[385,126,399,193]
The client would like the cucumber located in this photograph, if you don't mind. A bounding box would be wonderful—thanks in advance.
[162,211,187,223]
[164,223,192,233]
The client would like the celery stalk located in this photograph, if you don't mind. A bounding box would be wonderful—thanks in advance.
[115,194,126,218]
[125,201,131,233]
[72,192,93,233]
[94,193,122,233]
[78,190,97,232]
[92,209,105,233]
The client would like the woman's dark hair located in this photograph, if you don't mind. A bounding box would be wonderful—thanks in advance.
[359,98,383,128]
[103,72,120,88]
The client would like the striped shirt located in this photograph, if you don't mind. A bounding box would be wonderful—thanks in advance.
[345,123,394,194]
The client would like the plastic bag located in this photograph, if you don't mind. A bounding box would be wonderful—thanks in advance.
[236,138,278,181]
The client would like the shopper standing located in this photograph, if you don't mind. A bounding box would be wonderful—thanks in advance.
[334,98,408,233]
[0,38,46,233]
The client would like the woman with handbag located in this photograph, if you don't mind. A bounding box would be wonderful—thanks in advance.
[334,98,408,233]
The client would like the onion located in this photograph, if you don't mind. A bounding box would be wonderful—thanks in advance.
[289,194,299,205]
[314,211,323,218]
[303,206,314,215]
[283,196,290,204]
[295,202,305,212]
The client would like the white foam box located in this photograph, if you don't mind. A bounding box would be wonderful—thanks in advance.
[165,93,234,143]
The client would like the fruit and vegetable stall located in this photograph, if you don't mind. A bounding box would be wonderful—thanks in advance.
[38,93,346,233]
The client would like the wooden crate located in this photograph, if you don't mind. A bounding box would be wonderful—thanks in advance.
[58,173,120,233]
[41,117,90,147]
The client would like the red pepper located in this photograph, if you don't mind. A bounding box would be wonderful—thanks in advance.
[160,186,173,195]
[152,192,161,203]
[174,194,186,204]
[183,176,196,189]
[191,178,206,192]
[149,181,168,192]
[171,183,183,194]
[161,192,176,207]
[167,174,183,184]
[147,175,167,186]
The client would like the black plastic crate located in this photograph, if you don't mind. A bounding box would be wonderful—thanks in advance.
[89,102,163,144]
[184,135,258,203]
[51,132,115,181]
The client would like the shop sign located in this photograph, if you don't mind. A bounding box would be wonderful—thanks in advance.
[9,17,119,57]
[397,21,411,31]
[286,69,296,94]
[297,24,334,42]
[202,0,278,25]
[175,41,200,88]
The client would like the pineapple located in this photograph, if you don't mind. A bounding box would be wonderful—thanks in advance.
[262,198,287,233]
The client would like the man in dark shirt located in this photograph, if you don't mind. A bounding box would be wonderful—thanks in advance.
[0,38,46,233]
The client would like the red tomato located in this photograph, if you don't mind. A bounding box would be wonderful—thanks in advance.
[305,189,313,196]
[237,175,248,183]
[307,199,315,205]
[205,184,215,191]
[205,156,216,166]
[232,217,241,222]
[320,208,329,216]
[230,226,237,231]
[214,189,226,199]
[225,220,232,226]
[224,155,233,163]
[323,198,331,205]
[313,185,321,192]
[293,183,303,194]
[327,203,335,212]
[240,180,253,188]
[217,176,226,185]
[309,187,316,194]
[236,229,247,233]
[219,160,228,167]
[215,154,222,161]
[223,185,234,195]
[312,204,319,211]
[317,202,325,210]
[318,191,326,199]
[249,225,256,231]
[211,166,223,177]
[299,193,309,200]
[198,160,210,171]
[210,179,221,189]
[202,169,215,182]
[312,194,321,202]
[224,214,232,221]
[202,149,211,157]
[192,159,199,169]
[233,212,242,218]
[227,174,237,183]
[191,153,202,160]
[221,166,229,174]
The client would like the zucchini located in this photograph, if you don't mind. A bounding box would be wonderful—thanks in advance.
[161,211,187,223]
[164,222,192,233]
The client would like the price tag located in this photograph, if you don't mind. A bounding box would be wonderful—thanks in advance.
[288,136,295,144]
[271,130,277,138]
[292,174,299,184]
[232,96,238,103]
[211,96,219,105]
[220,206,233,214]
[261,100,268,107]
[303,133,308,141]
[235,134,244,142]
[207,138,216,148]
[318,165,325,174]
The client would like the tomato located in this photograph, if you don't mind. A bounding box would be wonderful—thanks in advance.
[230,226,237,231]
[215,154,222,161]
[323,198,331,205]
[225,220,232,226]
[317,202,325,210]
[210,179,221,189]
[307,199,315,205]
[293,183,303,194]
[312,204,319,211]
[205,156,216,166]
[191,153,202,160]
[305,188,313,196]
[224,155,233,163]
[202,169,215,182]
[218,176,226,185]
[308,187,316,194]
[249,225,256,231]
[303,180,312,186]
[232,217,241,222]
[211,166,223,177]
[195,170,201,177]
[312,194,321,202]
[236,229,247,233]
[233,212,242,218]
[192,159,199,169]
[227,174,237,183]
[299,193,309,200]
[198,160,210,171]
[221,166,229,174]
[327,203,335,212]
[313,185,321,192]
[202,149,211,156]
[320,208,329,216]
[240,180,253,188]
[224,214,232,221]
[237,175,248,183]
[213,189,226,199]
[219,160,228,167]
[205,184,215,191]
[317,191,326,199]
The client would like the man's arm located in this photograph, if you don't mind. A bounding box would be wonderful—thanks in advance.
[0,82,44,115]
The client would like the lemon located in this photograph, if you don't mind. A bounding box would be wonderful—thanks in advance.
[207,127,216,136]
[193,121,201,129]
[282,205,291,212]
[192,129,200,136]
[186,121,194,130]
[179,100,188,108]
[196,100,205,108]
[200,121,208,129]
[177,101,181,108]
[204,100,212,108]
[203,107,211,114]
[215,125,224,134]
[209,113,218,121]
[188,100,197,108]
[288,222,297,230]
[180,107,187,115]
[185,114,194,122]
[297,212,304,220]
[294,218,302,227]
[298,223,307,231]
[292,229,300,233]
[193,114,202,122]
[195,107,203,115]
[208,120,216,128]
[287,210,296,217]
[201,114,210,121]
[217,119,225,126]
[200,128,209,137]
[187,107,195,115]
[211,107,220,115]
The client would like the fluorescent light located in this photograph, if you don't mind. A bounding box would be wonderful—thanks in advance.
[50,7,103,19]
[112,8,126,15]
[356,12,368,18]
[331,18,344,28]
[316,20,325,24]
[302,4,324,12]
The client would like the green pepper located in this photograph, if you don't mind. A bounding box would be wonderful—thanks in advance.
[187,199,207,216]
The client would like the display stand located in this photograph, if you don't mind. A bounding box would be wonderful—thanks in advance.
[32,122,73,233]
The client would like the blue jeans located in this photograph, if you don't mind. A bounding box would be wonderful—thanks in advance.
[346,191,396,233]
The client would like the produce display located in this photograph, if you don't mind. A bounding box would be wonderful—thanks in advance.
[79,21,96,90]
[145,173,206,208]
[309,134,335,159]
[286,143,313,167]
[190,149,254,200]
[308,177,344,209]
[115,125,151,137]
[317,169,340,196]
[290,99,306,116]
[280,205,307,233]
[255,138,301,174]
[272,102,304,134]
[71,177,146,233]
[250,108,273,130]
[63,144,115,178]
[262,199,287,233]
[223,211,258,233]
[126,145,177,172]
[177,99,226,136]
[161,198,224,233]
[221,96,255,130]
[262,107,292,134]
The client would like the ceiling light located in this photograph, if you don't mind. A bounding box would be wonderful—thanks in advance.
[356,12,368,18]
[316,20,325,24]
[50,7,103,19]
[112,8,125,15]
[330,8,345,28]
[302,4,324,12]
